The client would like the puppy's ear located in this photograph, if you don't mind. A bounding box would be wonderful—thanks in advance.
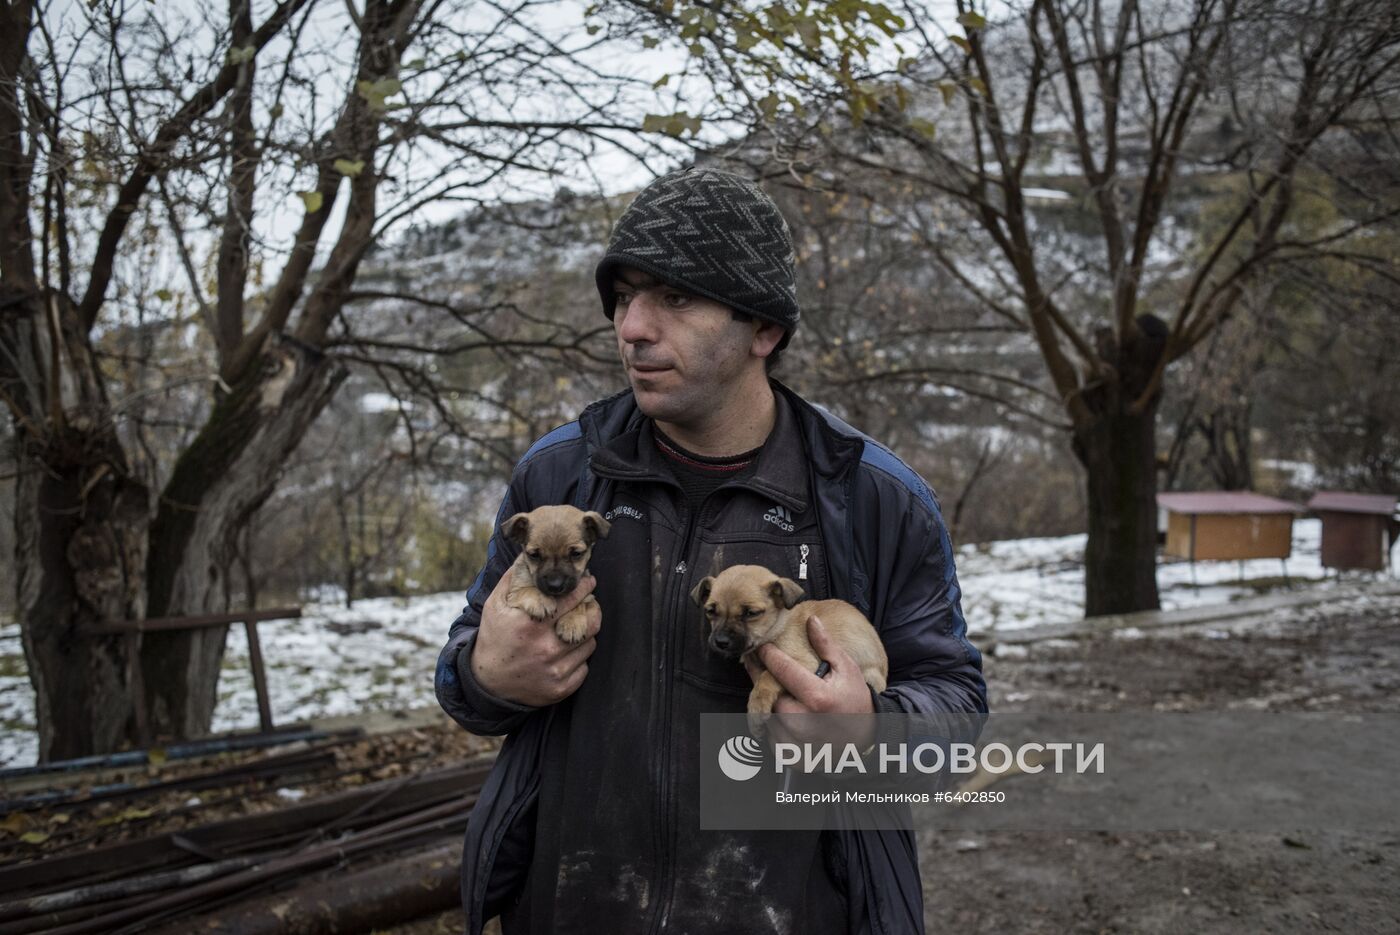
[580,511,611,545]
[503,513,531,547]
[770,577,805,609]
[689,576,715,608]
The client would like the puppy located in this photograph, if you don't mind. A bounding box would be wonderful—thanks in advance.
[502,505,610,644]
[690,564,888,735]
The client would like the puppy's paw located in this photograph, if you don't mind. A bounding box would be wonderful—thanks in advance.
[555,605,592,644]
[512,591,555,622]
[747,695,775,740]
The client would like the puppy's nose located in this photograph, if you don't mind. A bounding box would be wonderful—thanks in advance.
[540,573,572,597]
[709,630,740,655]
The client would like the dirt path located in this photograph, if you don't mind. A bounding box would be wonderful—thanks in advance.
[925,594,1400,933]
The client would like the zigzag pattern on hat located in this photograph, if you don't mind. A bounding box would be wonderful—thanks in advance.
[596,168,800,333]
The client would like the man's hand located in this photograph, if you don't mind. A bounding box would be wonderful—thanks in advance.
[469,571,602,707]
[748,615,876,747]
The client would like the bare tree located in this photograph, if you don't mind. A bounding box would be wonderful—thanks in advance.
[737,0,1400,614]
[0,0,669,759]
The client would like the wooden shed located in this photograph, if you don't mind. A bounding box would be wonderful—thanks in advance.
[1307,491,1399,572]
[1157,491,1303,562]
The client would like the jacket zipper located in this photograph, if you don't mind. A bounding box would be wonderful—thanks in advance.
[649,499,699,933]
[799,543,809,580]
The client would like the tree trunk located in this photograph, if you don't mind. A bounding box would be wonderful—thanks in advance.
[1202,403,1254,490]
[1072,315,1169,617]
[3,283,153,760]
[14,422,152,760]
[140,334,346,742]
[1073,400,1162,616]
[338,487,356,609]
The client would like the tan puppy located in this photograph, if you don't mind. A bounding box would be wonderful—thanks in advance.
[502,505,610,644]
[690,564,888,733]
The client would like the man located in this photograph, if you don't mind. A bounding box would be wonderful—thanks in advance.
[435,166,987,934]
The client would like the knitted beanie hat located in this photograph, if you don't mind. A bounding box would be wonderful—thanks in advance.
[595,167,800,350]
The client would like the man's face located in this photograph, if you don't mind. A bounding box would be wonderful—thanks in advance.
[612,267,767,426]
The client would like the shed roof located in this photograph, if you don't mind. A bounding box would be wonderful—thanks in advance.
[1157,491,1304,515]
[1307,491,1398,516]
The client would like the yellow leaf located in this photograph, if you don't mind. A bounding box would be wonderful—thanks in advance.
[950,35,972,54]
[641,111,701,137]
[956,11,986,30]
[1,813,32,834]
[21,831,50,845]
[98,807,154,827]
[355,77,402,113]
[939,80,958,106]
[147,747,167,767]
[334,158,366,178]
[371,77,401,97]
[298,191,324,213]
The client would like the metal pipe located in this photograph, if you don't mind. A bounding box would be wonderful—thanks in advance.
[0,728,360,781]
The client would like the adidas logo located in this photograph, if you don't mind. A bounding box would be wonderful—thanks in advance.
[762,504,794,532]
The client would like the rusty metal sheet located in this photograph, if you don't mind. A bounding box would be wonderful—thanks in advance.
[1157,491,1304,515]
[1307,491,1398,516]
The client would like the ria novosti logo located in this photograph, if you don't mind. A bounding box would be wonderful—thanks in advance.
[717,735,765,781]
[716,735,1105,781]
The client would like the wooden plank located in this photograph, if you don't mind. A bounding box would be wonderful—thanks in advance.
[88,608,301,635]
[1192,513,1293,561]
[125,630,151,748]
[243,621,274,734]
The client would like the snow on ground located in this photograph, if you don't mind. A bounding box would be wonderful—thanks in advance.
[0,592,471,769]
[958,517,1349,635]
[1,519,1388,767]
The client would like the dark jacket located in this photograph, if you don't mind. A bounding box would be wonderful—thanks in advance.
[435,382,988,935]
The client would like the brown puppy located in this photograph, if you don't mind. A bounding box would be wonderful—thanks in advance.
[690,564,888,735]
[502,505,610,644]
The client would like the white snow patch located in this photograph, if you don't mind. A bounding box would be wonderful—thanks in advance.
[960,518,1336,637]
[359,392,410,414]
